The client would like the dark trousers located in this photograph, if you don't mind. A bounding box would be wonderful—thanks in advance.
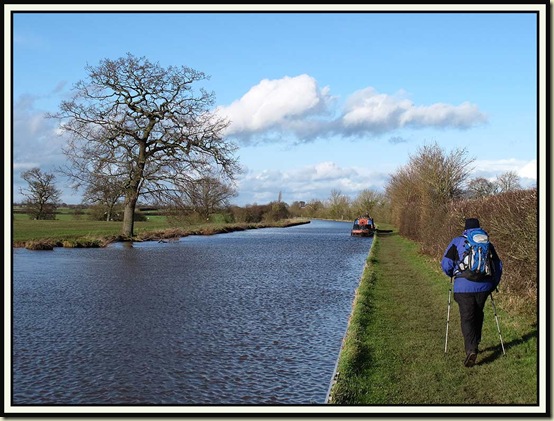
[453,291,491,354]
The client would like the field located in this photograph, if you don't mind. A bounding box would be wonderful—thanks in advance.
[12,208,169,243]
[11,207,310,247]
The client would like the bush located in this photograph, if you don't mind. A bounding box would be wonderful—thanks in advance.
[414,189,539,310]
[229,204,267,223]
[446,189,537,300]
[263,201,290,222]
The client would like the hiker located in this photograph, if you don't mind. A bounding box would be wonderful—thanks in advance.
[441,218,503,367]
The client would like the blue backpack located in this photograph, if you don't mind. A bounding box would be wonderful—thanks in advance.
[457,228,493,281]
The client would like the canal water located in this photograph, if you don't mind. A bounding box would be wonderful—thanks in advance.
[11,220,372,405]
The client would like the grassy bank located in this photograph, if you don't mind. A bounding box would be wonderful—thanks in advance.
[11,217,310,249]
[328,230,538,406]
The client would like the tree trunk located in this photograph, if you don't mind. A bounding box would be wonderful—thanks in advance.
[121,192,139,238]
[122,150,146,238]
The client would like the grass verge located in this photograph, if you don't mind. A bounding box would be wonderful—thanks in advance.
[328,230,538,405]
[12,218,311,249]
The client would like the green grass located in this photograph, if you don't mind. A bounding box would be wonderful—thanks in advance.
[11,212,310,247]
[11,217,171,243]
[329,229,538,405]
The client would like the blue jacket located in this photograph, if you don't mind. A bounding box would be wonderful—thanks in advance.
[441,228,503,293]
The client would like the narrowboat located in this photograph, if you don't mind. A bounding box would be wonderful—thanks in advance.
[351,217,375,237]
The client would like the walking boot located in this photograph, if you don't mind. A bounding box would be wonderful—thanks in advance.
[464,351,478,368]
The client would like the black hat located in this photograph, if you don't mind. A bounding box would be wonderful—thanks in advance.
[464,218,480,230]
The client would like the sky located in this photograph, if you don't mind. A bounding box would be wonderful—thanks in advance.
[7,4,545,207]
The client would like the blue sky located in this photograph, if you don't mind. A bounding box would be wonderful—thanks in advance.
[8,5,544,206]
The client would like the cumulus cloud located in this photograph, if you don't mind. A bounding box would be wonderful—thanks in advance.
[341,88,412,132]
[217,76,487,144]
[400,101,487,128]
[216,74,334,142]
[342,88,487,133]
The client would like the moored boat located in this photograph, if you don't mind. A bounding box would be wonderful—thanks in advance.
[351,217,376,237]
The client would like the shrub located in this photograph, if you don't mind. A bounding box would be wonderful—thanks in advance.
[438,189,537,305]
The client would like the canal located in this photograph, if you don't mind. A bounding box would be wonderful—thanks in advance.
[11,219,373,405]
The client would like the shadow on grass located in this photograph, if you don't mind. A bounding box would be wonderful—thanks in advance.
[477,329,537,366]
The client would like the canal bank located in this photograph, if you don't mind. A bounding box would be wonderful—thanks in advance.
[327,230,537,406]
[14,219,311,249]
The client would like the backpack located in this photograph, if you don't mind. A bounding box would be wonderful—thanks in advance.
[456,228,493,281]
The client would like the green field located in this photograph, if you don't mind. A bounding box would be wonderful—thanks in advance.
[12,209,170,243]
[11,208,310,247]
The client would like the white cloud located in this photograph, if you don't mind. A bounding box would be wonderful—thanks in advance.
[517,159,537,179]
[216,74,332,139]
[234,161,388,206]
[400,101,487,128]
[217,76,487,143]
[342,88,413,131]
[471,158,537,188]
[11,94,76,203]
[13,94,65,166]
[297,161,357,182]
[342,88,487,132]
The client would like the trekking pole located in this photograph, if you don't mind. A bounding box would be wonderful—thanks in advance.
[444,277,453,353]
[490,292,506,355]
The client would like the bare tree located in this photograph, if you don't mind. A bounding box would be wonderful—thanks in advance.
[303,199,324,218]
[328,189,351,220]
[48,53,240,237]
[82,174,125,221]
[175,175,237,219]
[466,177,497,198]
[410,143,473,203]
[19,167,62,220]
[495,170,522,193]
[352,189,382,218]
[386,166,420,237]
[386,143,474,242]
